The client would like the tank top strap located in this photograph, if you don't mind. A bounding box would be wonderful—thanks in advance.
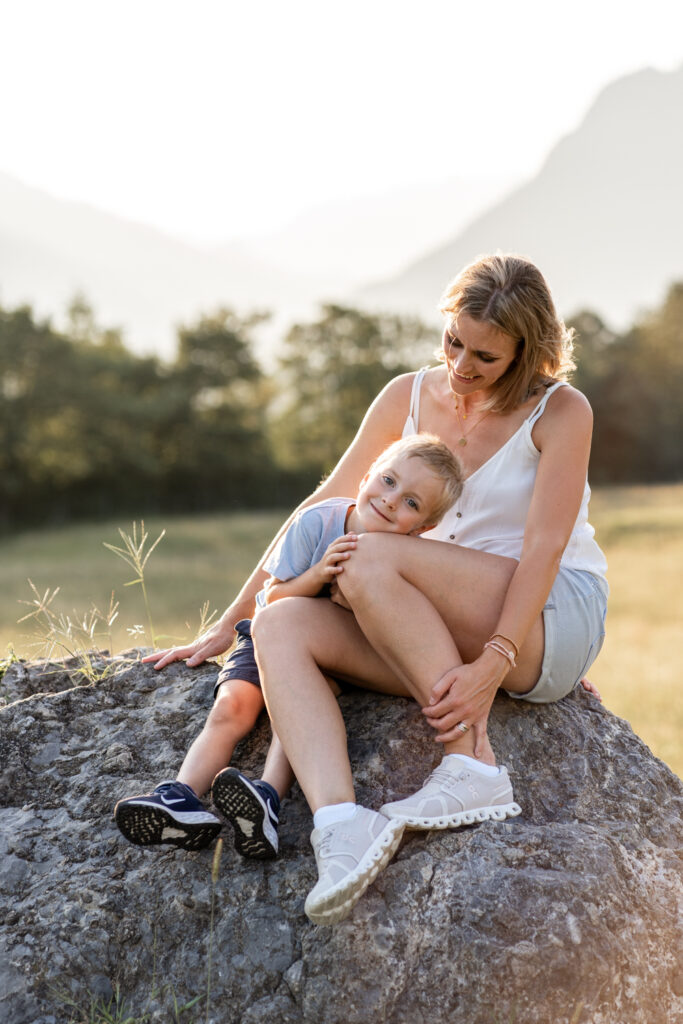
[406,367,429,433]
[526,380,568,428]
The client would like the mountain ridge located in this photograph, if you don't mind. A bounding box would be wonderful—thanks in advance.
[356,64,683,328]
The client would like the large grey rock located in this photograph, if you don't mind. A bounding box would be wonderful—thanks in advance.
[0,653,681,1024]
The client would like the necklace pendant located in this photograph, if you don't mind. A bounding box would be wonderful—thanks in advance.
[458,437,467,447]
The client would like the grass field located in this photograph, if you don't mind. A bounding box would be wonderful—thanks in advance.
[1,486,681,777]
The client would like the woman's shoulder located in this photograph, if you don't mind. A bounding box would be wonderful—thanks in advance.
[374,367,443,411]
[534,381,593,436]
[544,381,592,415]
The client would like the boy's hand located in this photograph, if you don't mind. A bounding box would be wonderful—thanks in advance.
[316,533,358,584]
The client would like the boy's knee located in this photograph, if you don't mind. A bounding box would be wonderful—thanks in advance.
[211,684,262,728]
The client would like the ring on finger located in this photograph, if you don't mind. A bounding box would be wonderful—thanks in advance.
[456,722,469,733]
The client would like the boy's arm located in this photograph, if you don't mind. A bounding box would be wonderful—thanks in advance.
[264,566,327,604]
[264,534,358,605]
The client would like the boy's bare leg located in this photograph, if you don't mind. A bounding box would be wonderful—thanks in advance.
[177,678,264,796]
[261,731,296,798]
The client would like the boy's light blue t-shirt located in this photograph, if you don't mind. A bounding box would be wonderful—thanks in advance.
[256,497,355,608]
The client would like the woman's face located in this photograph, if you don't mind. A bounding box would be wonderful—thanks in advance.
[443,312,519,399]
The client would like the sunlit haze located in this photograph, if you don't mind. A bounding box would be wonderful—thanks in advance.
[2,0,682,244]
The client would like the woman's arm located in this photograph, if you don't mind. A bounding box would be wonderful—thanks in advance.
[427,387,595,748]
[488,386,594,652]
[144,374,414,668]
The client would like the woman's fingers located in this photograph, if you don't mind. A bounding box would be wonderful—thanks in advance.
[141,645,195,669]
[579,676,602,701]
[424,708,462,733]
[429,666,460,703]
[424,690,467,721]
[141,632,229,670]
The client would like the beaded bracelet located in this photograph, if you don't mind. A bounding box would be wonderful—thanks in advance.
[488,633,519,658]
[484,640,517,669]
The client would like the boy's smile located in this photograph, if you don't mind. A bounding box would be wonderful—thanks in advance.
[349,453,443,536]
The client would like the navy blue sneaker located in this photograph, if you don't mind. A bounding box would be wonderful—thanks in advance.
[211,768,279,859]
[114,781,222,851]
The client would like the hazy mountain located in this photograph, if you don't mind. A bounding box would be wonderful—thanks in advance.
[0,173,319,357]
[0,169,515,358]
[356,64,683,329]
[246,174,518,288]
[3,62,680,356]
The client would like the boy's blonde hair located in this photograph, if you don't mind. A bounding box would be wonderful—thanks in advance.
[370,434,464,525]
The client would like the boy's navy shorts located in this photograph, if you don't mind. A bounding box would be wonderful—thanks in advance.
[213,619,261,698]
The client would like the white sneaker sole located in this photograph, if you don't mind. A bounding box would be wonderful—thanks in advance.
[305,818,405,925]
[379,800,522,831]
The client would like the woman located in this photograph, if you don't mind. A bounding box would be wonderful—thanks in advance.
[150,253,608,925]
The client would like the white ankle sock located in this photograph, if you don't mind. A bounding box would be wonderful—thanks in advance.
[445,754,501,777]
[313,802,357,830]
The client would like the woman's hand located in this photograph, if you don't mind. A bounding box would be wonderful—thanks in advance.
[422,650,508,756]
[579,676,602,701]
[141,617,236,670]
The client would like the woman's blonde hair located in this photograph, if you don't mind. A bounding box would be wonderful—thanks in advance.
[438,253,575,413]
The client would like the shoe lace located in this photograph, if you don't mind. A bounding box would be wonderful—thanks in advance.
[319,831,335,857]
[425,765,468,787]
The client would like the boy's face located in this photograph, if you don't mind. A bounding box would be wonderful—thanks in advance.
[354,453,442,535]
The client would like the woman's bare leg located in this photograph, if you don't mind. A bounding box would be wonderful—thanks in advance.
[337,532,544,695]
[252,598,414,813]
[337,533,545,756]
[255,540,546,810]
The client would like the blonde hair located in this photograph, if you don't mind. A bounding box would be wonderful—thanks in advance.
[370,433,463,524]
[438,252,576,413]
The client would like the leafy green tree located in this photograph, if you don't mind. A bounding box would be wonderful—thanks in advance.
[0,301,291,528]
[271,305,439,475]
[569,284,683,483]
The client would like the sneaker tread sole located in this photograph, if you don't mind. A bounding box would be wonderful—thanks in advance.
[115,802,221,851]
[212,770,278,860]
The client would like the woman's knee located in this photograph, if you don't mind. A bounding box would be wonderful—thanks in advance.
[338,532,396,598]
[251,598,315,660]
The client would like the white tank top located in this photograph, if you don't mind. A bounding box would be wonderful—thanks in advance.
[402,369,607,580]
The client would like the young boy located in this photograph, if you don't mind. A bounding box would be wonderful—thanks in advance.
[114,434,464,858]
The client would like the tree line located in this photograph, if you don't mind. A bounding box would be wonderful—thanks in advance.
[1,286,681,531]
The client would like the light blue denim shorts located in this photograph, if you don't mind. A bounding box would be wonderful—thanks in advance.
[505,567,608,705]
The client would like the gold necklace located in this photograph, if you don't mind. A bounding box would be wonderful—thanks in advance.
[453,396,492,447]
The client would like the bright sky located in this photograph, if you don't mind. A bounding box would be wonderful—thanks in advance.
[2,0,682,243]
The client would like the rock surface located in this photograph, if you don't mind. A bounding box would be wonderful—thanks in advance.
[0,652,681,1024]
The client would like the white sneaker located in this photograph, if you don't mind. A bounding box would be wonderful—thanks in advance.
[380,758,521,830]
[304,806,404,925]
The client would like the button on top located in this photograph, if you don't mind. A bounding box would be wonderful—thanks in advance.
[456,512,462,518]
